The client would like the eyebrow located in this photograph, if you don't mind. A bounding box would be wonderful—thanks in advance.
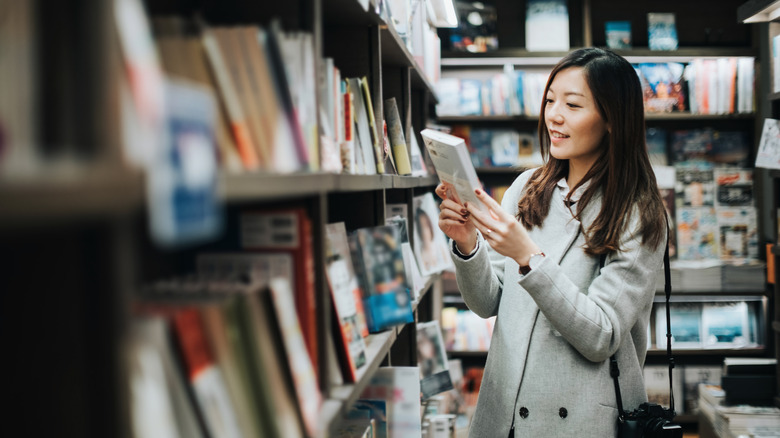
[547,89,586,98]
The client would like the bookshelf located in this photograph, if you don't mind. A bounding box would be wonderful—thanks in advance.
[1,0,445,437]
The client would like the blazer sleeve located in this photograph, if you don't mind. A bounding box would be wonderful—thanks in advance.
[519,207,666,362]
[449,169,536,319]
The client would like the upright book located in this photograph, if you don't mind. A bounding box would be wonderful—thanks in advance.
[420,129,485,211]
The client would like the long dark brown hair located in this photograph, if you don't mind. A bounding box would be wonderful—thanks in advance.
[516,47,667,255]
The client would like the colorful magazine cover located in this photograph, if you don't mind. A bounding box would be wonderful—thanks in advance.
[349,223,414,333]
[417,320,454,399]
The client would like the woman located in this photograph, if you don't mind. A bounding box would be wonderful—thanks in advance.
[436,48,668,437]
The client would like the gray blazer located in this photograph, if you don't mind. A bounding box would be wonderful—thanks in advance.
[451,169,666,438]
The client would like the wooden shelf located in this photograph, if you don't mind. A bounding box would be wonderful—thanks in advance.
[647,347,767,356]
[0,164,144,227]
[447,350,488,357]
[738,0,780,22]
[436,113,754,123]
[441,47,757,68]
[219,172,439,202]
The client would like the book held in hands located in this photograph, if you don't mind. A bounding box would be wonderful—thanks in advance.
[420,128,486,212]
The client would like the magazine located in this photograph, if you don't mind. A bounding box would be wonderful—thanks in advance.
[420,129,486,212]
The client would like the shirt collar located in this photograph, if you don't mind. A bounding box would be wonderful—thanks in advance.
[556,177,591,203]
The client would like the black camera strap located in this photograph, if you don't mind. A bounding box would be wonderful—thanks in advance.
[603,233,675,420]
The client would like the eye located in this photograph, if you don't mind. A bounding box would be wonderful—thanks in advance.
[545,98,554,104]
[567,102,581,108]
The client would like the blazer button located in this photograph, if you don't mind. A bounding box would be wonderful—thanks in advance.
[519,407,529,419]
[559,407,568,418]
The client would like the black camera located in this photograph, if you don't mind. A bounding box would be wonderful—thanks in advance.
[617,402,683,438]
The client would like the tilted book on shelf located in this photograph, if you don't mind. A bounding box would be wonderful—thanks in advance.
[127,316,207,438]
[412,192,453,276]
[324,222,370,382]
[238,208,318,377]
[384,97,413,175]
[756,118,780,170]
[170,308,244,438]
[417,320,454,399]
[348,77,378,175]
[348,223,414,333]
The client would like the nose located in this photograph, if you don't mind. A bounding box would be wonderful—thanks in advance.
[546,100,564,124]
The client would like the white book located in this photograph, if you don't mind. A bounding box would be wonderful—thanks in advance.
[525,0,569,52]
[348,77,377,175]
[701,301,753,348]
[756,118,780,170]
[420,129,485,211]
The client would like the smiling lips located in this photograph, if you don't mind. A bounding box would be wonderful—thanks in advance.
[549,130,569,140]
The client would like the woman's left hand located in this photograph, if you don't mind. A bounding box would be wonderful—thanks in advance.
[467,189,542,268]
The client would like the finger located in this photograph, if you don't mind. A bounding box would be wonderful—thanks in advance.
[440,208,469,224]
[474,188,510,220]
[440,198,467,216]
[435,184,448,200]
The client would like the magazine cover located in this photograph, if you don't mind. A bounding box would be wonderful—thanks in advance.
[714,168,753,207]
[656,302,702,349]
[448,1,498,53]
[676,207,719,261]
[675,162,715,208]
[647,12,678,51]
[349,223,414,333]
[413,193,453,276]
[605,20,631,49]
[670,129,713,163]
[525,0,569,52]
[717,207,759,263]
[755,118,780,170]
[701,301,755,348]
[324,222,369,380]
[417,320,454,399]
[637,63,686,113]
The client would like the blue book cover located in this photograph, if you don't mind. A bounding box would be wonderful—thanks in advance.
[348,224,414,333]
[460,79,483,116]
[605,21,631,49]
[648,12,678,51]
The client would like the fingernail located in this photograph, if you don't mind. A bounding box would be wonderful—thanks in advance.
[464,202,469,208]
[461,209,468,215]
[475,189,482,195]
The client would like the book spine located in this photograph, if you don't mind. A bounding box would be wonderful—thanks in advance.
[384,97,412,175]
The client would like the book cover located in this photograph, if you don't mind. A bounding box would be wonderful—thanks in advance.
[127,317,207,438]
[683,366,722,414]
[670,128,713,163]
[701,301,755,348]
[646,127,668,166]
[324,222,370,382]
[359,367,423,438]
[643,365,684,412]
[348,77,378,175]
[605,21,631,49]
[525,0,569,52]
[676,207,719,261]
[413,192,453,276]
[448,1,498,53]
[360,76,386,174]
[755,118,780,170]
[417,320,454,399]
[638,63,686,113]
[384,97,413,175]
[656,302,702,349]
[647,12,678,51]
[265,277,322,437]
[147,78,223,248]
[420,128,486,211]
[199,304,265,438]
[239,208,318,376]
[386,214,427,300]
[675,162,715,208]
[349,223,414,333]
[717,206,758,262]
[171,308,244,438]
[714,168,753,207]
[710,130,750,166]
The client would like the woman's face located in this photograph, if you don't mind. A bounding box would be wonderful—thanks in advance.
[544,67,609,170]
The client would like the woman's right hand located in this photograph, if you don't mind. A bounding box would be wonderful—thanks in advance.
[434,184,477,253]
